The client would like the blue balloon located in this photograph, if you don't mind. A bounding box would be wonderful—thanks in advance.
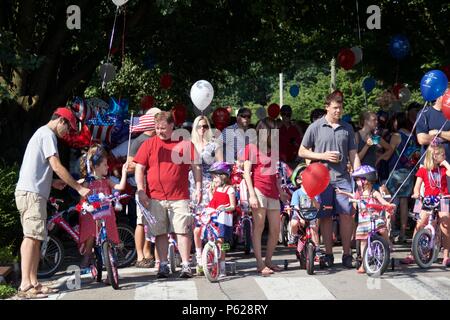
[389,35,410,60]
[420,70,449,102]
[289,85,300,97]
[362,77,376,93]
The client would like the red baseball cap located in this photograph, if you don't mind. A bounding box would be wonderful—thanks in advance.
[53,107,77,131]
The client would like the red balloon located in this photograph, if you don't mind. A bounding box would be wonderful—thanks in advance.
[160,73,173,89]
[392,83,404,99]
[140,95,155,111]
[61,124,92,149]
[171,103,187,126]
[267,103,280,119]
[212,107,231,131]
[337,48,356,70]
[301,163,330,198]
[442,90,450,121]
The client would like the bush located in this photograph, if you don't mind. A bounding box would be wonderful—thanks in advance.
[0,245,17,264]
[0,162,21,252]
[0,284,17,299]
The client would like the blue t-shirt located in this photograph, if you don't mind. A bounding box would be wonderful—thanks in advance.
[416,106,450,161]
[290,187,320,209]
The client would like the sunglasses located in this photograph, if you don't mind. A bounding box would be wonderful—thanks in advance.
[239,114,251,119]
[281,112,292,116]
[197,124,209,129]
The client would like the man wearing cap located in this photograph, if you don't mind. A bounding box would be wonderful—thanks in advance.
[279,105,302,168]
[221,107,253,163]
[15,107,90,299]
[127,107,161,268]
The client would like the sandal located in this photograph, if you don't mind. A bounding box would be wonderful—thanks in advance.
[400,255,415,265]
[17,286,48,299]
[266,264,283,272]
[33,283,59,294]
[135,259,152,268]
[257,266,274,276]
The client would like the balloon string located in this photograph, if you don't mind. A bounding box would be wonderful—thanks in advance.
[107,7,119,64]
[355,0,363,74]
[118,5,127,102]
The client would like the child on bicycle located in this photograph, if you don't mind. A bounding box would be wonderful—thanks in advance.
[401,143,450,266]
[337,165,395,273]
[193,162,236,278]
[78,144,128,270]
[288,164,321,258]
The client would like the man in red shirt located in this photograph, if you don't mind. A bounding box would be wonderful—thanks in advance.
[279,105,301,168]
[134,111,202,278]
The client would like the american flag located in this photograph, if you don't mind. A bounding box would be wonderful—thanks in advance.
[129,114,155,133]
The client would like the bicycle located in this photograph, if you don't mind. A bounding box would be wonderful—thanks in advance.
[350,199,394,277]
[411,195,450,268]
[38,196,136,278]
[81,192,130,289]
[197,207,225,282]
[231,172,253,254]
[286,205,330,275]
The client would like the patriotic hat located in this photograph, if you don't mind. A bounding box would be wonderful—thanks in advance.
[130,114,155,133]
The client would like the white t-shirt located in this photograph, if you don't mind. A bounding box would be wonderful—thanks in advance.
[16,125,59,199]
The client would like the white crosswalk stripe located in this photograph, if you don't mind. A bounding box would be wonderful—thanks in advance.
[386,276,450,300]
[254,277,336,300]
[135,280,198,300]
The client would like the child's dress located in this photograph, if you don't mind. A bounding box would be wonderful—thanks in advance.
[79,177,120,245]
[355,191,386,241]
[207,186,234,242]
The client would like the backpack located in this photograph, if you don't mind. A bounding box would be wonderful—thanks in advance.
[396,131,420,169]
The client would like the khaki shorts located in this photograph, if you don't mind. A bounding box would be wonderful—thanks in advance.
[15,191,47,241]
[146,199,193,237]
[254,188,280,210]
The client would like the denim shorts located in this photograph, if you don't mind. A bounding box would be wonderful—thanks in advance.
[318,179,352,218]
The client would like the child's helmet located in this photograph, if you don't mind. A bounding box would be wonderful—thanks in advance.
[208,161,231,176]
[290,163,308,187]
[352,165,377,182]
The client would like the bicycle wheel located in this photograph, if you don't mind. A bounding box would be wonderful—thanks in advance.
[363,234,390,277]
[37,235,64,278]
[243,219,252,255]
[116,224,136,268]
[102,241,119,289]
[306,242,315,275]
[94,246,103,283]
[279,214,289,246]
[168,243,176,274]
[202,243,219,283]
[412,228,437,268]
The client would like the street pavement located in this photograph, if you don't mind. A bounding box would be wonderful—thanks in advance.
[21,242,450,300]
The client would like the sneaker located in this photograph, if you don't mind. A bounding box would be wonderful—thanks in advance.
[400,255,414,265]
[394,234,407,244]
[179,264,193,278]
[443,257,450,267]
[218,273,227,279]
[342,254,354,269]
[196,264,204,276]
[287,238,298,248]
[323,254,334,268]
[157,264,170,278]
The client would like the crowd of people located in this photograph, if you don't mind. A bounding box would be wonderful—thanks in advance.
[13,87,450,298]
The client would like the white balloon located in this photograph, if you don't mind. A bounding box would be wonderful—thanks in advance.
[256,106,266,120]
[399,87,411,103]
[351,46,363,65]
[190,80,214,111]
[112,0,129,6]
[99,63,116,83]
